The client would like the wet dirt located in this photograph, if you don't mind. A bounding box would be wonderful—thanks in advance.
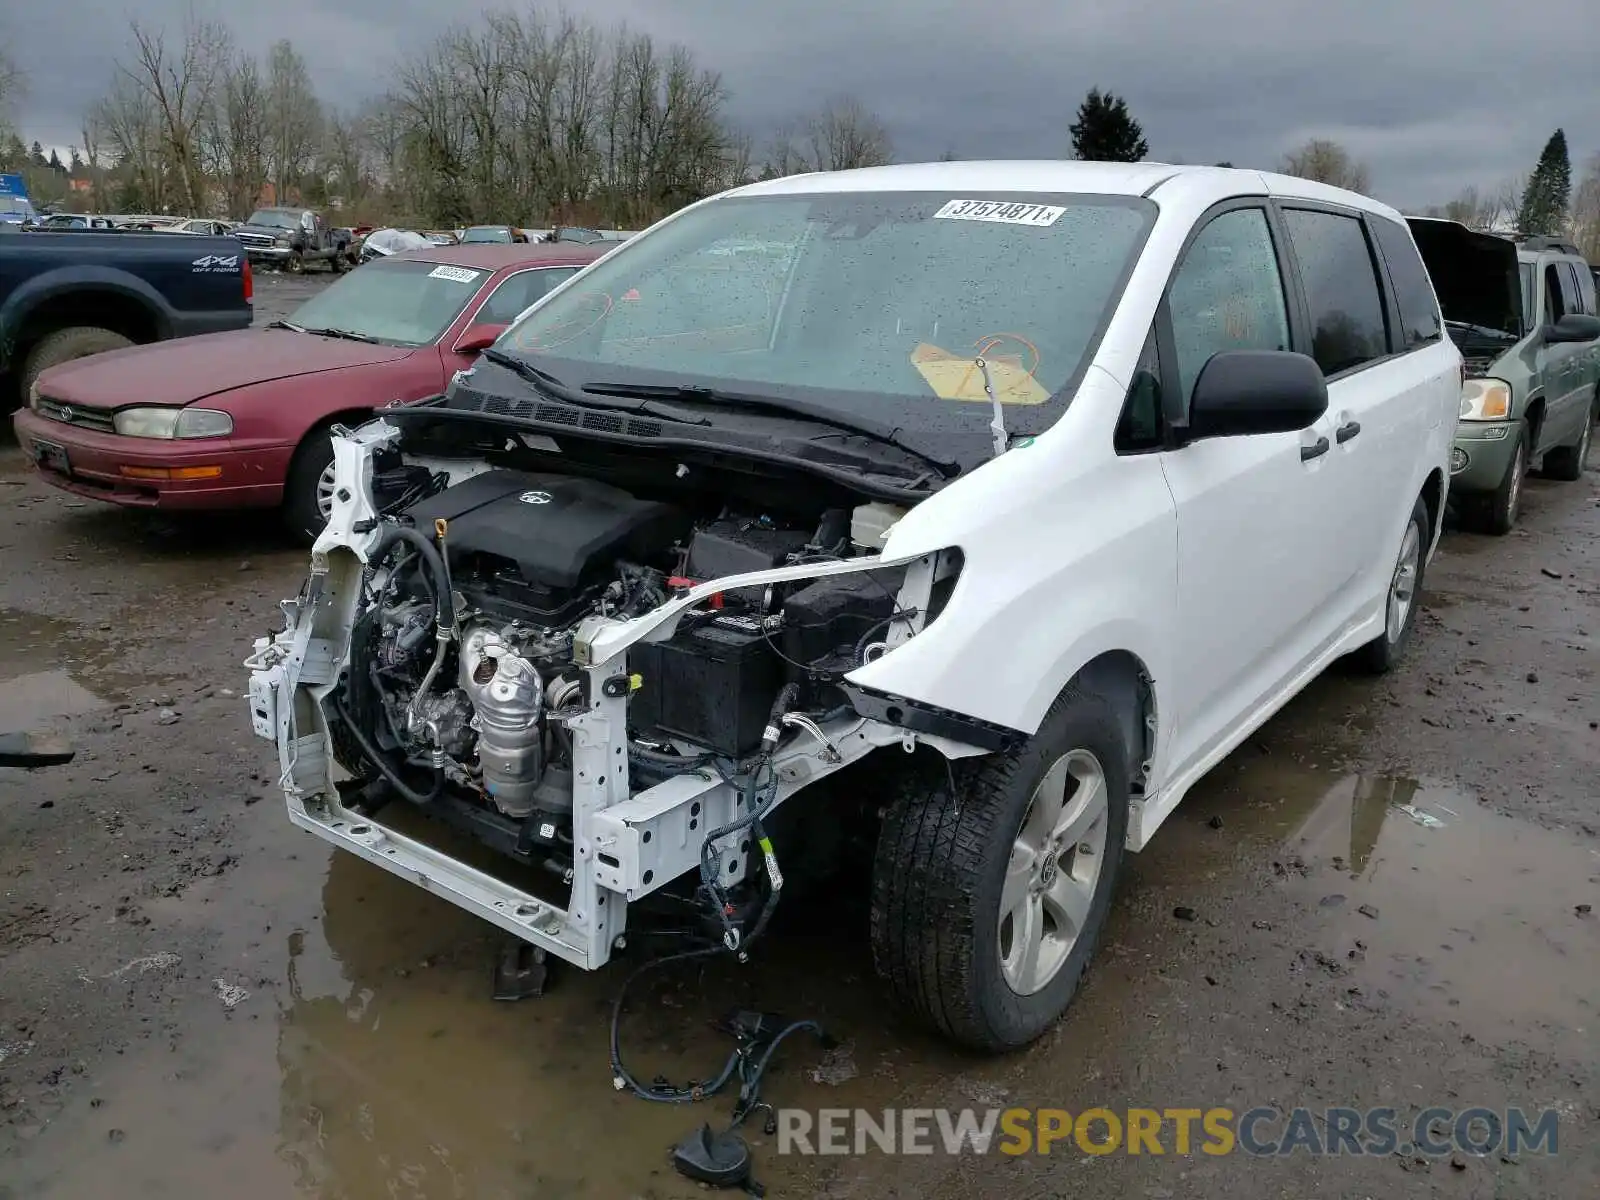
[1,403,1595,1197]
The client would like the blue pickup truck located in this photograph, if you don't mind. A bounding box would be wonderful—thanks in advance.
[0,224,254,408]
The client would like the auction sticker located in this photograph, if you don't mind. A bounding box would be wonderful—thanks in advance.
[428,265,483,283]
[933,199,1066,227]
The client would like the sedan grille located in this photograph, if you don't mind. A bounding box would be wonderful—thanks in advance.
[36,398,117,434]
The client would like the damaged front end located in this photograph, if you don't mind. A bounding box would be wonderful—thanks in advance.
[245,416,975,971]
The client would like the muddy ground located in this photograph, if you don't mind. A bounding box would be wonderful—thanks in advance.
[1,278,1596,1198]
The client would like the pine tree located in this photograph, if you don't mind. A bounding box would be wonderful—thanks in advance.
[1070,89,1149,163]
[47,148,63,173]
[1518,129,1572,236]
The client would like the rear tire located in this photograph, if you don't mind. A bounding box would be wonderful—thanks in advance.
[21,327,135,400]
[1542,413,1589,482]
[285,251,305,274]
[870,686,1129,1052]
[1350,495,1430,675]
[281,426,338,545]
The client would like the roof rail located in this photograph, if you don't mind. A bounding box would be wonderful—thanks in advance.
[1513,233,1584,256]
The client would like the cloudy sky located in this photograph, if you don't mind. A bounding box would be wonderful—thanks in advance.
[7,0,1598,210]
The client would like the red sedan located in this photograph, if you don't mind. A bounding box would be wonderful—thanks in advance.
[13,243,607,541]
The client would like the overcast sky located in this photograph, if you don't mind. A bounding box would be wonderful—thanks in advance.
[7,0,1598,210]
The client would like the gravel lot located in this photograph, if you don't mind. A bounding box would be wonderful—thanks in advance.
[1,292,1596,1198]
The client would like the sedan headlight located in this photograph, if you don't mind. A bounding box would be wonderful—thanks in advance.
[113,407,234,439]
[1459,378,1512,422]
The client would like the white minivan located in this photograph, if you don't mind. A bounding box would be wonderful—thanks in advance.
[250,162,1460,1052]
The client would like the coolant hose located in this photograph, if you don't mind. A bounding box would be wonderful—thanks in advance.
[332,693,445,806]
[369,523,455,629]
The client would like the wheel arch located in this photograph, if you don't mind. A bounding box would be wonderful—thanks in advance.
[1525,394,1546,448]
[1419,466,1445,552]
[1068,650,1157,803]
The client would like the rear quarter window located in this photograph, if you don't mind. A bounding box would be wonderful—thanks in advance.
[1370,217,1443,349]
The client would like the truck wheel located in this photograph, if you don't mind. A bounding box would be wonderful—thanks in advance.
[285,251,305,274]
[1350,495,1430,675]
[329,251,346,274]
[870,686,1129,1051]
[22,327,134,400]
[1475,423,1527,536]
[282,425,338,545]
[1542,414,1589,482]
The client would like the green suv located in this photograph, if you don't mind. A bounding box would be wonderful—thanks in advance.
[1409,221,1600,534]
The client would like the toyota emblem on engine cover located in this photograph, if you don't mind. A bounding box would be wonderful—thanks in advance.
[518,490,552,505]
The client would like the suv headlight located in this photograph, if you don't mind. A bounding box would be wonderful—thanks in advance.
[1459,378,1512,422]
[113,407,234,439]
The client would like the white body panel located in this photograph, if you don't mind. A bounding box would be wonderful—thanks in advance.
[251,160,1460,977]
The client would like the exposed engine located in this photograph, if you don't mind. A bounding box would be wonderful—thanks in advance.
[332,464,909,864]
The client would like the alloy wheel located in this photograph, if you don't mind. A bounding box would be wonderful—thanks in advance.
[999,749,1111,996]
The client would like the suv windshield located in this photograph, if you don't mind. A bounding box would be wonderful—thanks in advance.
[246,210,300,230]
[498,191,1154,424]
[286,258,488,346]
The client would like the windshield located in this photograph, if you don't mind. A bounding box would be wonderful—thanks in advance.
[288,258,488,346]
[463,227,512,243]
[498,191,1154,425]
[247,210,300,230]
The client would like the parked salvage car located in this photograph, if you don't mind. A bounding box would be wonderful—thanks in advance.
[13,243,604,540]
[1409,222,1599,532]
[231,206,345,273]
[461,225,529,244]
[248,162,1460,1052]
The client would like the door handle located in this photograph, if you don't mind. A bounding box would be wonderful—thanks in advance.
[1300,436,1330,461]
[1335,419,1362,444]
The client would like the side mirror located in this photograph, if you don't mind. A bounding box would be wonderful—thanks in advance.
[1183,350,1329,441]
[453,323,508,354]
[1542,313,1600,344]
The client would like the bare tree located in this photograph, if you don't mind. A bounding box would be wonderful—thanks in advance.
[78,114,107,211]
[1571,154,1600,262]
[92,73,167,209]
[202,50,267,217]
[1280,138,1372,194]
[803,96,893,172]
[0,40,24,142]
[264,40,321,202]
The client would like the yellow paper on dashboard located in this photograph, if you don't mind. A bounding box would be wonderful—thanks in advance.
[910,343,1049,405]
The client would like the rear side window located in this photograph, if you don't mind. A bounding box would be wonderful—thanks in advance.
[1282,209,1390,375]
[1563,261,1594,315]
[1370,218,1443,349]
[1546,262,1581,321]
[477,267,581,325]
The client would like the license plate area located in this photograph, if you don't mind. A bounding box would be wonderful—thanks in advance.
[31,438,70,475]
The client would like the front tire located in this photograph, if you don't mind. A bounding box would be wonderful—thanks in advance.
[1473,423,1527,535]
[870,686,1129,1052]
[1351,495,1429,675]
[281,426,338,545]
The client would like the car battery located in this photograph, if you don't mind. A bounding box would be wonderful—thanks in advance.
[629,612,784,758]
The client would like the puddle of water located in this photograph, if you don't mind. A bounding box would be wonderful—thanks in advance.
[0,670,106,728]
[1277,771,1599,1042]
[15,814,955,1199]
[14,751,1597,1198]
[0,607,179,725]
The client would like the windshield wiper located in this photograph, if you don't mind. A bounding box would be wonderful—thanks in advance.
[266,319,307,333]
[479,349,711,425]
[582,380,959,475]
[301,326,380,344]
[1445,320,1517,341]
